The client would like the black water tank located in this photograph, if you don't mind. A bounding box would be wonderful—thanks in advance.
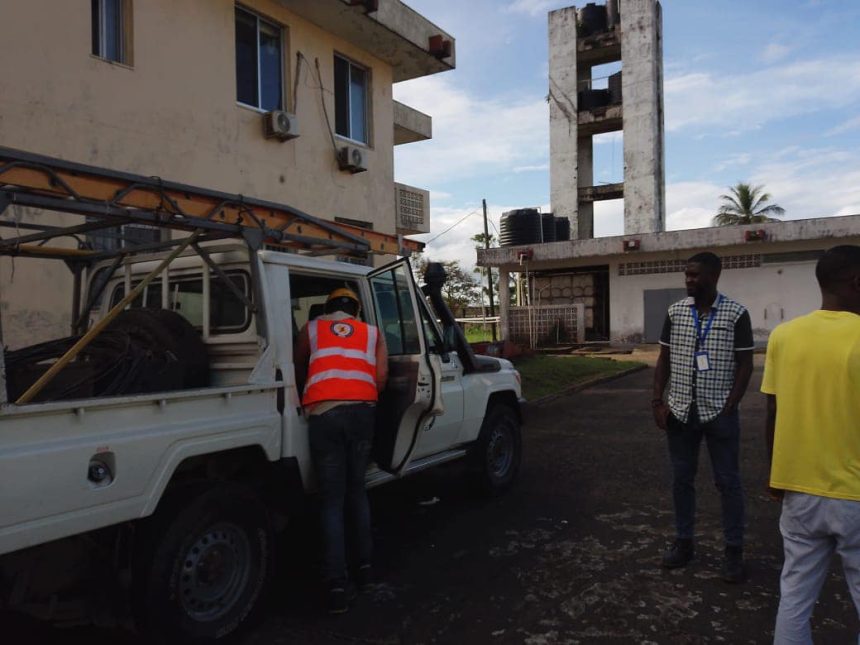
[578,88,610,111]
[500,208,541,247]
[541,213,556,243]
[579,3,608,36]
[608,71,622,105]
[555,216,571,241]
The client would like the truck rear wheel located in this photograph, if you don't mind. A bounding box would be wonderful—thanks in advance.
[470,404,522,495]
[133,483,273,643]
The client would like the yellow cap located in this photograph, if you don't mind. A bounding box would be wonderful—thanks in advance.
[327,287,360,304]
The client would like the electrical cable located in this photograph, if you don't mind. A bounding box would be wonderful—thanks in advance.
[425,209,480,245]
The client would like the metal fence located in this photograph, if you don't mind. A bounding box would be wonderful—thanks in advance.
[508,304,585,348]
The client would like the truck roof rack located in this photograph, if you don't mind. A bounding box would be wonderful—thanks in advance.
[0,146,422,260]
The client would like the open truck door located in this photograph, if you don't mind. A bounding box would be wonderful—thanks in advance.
[368,259,442,474]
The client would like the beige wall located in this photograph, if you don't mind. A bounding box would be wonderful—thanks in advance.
[608,238,859,343]
[0,0,400,347]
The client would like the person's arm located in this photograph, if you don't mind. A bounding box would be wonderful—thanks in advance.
[294,324,310,393]
[724,350,753,414]
[724,310,755,414]
[652,314,672,430]
[764,394,783,500]
[761,330,782,500]
[375,328,388,392]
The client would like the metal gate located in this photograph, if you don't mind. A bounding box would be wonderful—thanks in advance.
[643,288,686,343]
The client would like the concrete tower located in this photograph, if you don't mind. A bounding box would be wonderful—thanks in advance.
[548,0,665,239]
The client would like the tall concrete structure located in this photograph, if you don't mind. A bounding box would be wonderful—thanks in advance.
[549,0,665,239]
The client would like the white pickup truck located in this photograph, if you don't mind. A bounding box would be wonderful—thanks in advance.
[0,235,522,641]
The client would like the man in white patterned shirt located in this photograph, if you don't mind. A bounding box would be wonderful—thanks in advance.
[652,252,755,583]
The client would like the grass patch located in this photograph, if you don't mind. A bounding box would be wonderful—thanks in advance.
[464,325,497,343]
[513,354,645,401]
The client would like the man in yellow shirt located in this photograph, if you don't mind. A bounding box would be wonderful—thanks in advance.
[761,245,860,644]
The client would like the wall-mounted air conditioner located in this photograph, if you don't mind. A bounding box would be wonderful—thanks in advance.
[263,111,299,141]
[338,145,368,174]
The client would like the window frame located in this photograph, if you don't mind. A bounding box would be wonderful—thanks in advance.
[235,5,285,113]
[107,270,253,335]
[91,0,133,66]
[333,53,371,146]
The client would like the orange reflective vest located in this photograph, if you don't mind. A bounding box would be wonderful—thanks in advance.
[302,317,379,406]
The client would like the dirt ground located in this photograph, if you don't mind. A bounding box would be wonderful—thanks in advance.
[7,367,858,644]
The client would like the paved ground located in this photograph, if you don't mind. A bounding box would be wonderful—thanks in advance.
[8,367,858,643]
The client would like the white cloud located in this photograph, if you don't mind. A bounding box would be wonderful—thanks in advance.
[512,163,550,173]
[503,0,567,17]
[665,55,860,134]
[751,147,860,219]
[394,75,549,185]
[714,152,752,172]
[762,42,792,63]
[826,114,860,136]
[666,181,723,230]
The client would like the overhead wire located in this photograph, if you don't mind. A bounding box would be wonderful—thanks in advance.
[424,208,480,245]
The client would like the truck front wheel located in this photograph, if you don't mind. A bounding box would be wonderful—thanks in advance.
[133,483,273,643]
[470,404,522,494]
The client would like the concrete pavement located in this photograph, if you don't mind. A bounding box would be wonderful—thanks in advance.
[9,367,858,643]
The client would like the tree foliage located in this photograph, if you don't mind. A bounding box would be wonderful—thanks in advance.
[411,254,479,316]
[713,182,785,226]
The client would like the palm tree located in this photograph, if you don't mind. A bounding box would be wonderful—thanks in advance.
[713,182,785,226]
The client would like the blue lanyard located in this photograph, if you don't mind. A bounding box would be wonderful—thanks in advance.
[690,295,721,347]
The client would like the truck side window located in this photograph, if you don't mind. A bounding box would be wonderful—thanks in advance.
[417,296,445,354]
[288,274,363,331]
[109,271,251,333]
[370,265,420,355]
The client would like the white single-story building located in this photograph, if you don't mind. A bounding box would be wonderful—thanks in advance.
[477,215,860,346]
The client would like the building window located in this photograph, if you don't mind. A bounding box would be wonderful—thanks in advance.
[235,6,283,111]
[91,0,131,64]
[87,223,161,252]
[334,55,369,144]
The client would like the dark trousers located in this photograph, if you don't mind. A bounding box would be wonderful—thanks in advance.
[308,403,375,584]
[666,409,745,547]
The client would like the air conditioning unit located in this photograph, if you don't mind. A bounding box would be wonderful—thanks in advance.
[338,145,368,174]
[395,183,430,235]
[263,110,299,141]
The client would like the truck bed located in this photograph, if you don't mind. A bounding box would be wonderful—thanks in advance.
[0,384,281,556]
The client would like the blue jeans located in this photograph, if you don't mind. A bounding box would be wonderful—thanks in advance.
[774,492,860,644]
[666,408,745,547]
[308,403,375,584]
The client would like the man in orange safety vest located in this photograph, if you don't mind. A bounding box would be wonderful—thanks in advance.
[294,287,388,614]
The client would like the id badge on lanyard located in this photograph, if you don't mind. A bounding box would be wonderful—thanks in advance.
[691,297,720,373]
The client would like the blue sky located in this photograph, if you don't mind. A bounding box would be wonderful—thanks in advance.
[393,0,860,267]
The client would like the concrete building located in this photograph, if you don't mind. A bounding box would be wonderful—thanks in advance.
[0,0,453,348]
[479,216,860,346]
[483,0,860,347]
[549,0,664,240]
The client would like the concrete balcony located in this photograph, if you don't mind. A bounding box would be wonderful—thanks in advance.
[577,103,622,136]
[579,182,624,202]
[576,29,620,66]
[394,101,432,145]
[278,0,456,82]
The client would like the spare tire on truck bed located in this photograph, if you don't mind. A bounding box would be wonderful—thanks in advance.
[4,308,209,403]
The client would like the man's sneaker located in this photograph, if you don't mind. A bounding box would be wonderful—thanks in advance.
[327,581,356,614]
[661,538,694,569]
[722,545,746,583]
[356,565,373,592]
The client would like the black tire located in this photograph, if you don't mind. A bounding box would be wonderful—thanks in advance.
[133,483,273,644]
[469,404,522,495]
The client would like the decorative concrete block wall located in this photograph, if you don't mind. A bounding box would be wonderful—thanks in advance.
[508,303,586,347]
